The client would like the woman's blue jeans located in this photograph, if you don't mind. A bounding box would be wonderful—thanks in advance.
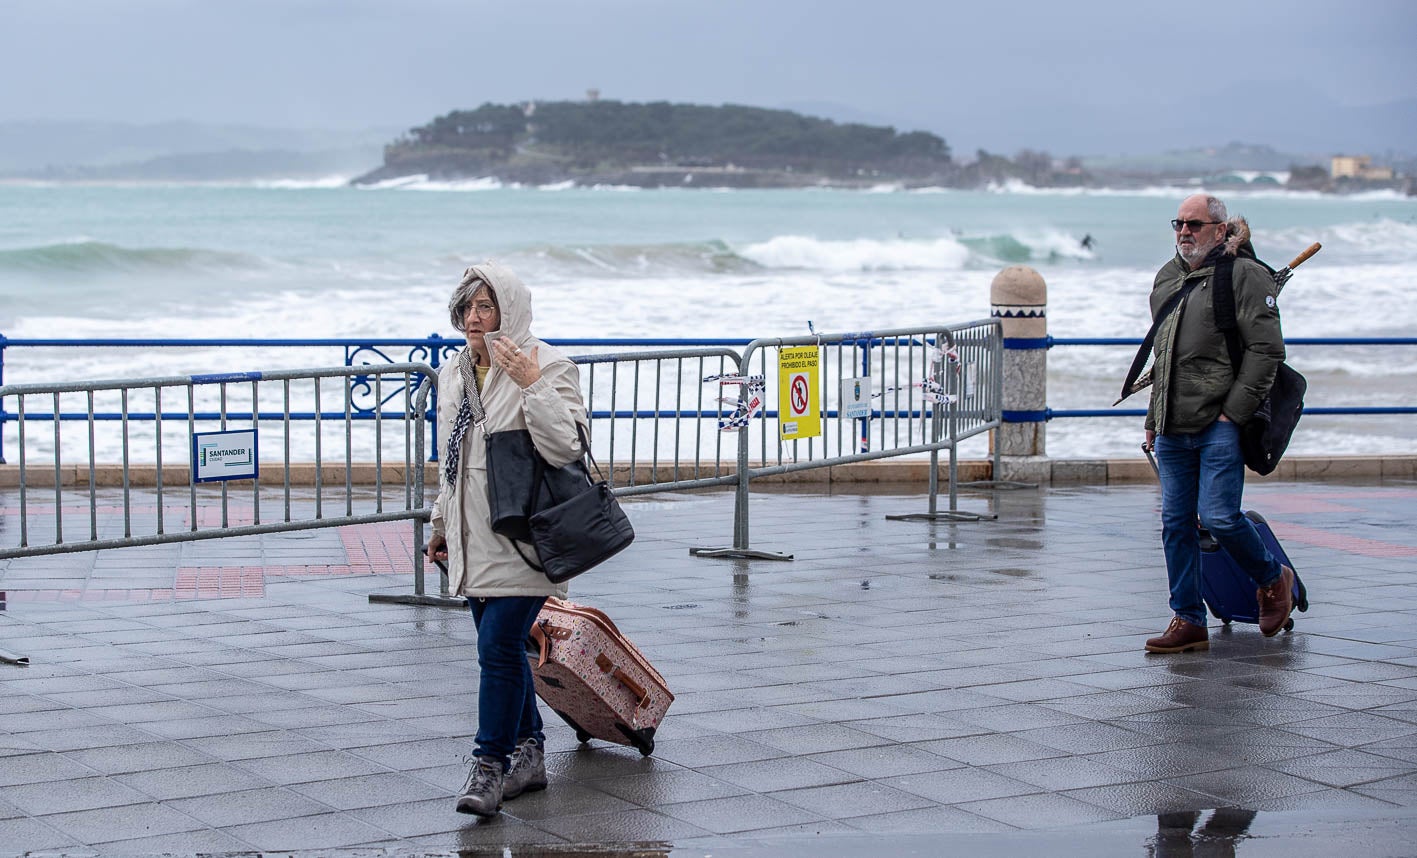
[1155,419,1282,628]
[469,596,547,770]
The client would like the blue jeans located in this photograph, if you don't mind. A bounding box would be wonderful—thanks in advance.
[1155,419,1282,627]
[469,596,547,770]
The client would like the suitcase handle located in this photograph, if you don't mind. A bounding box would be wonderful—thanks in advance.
[529,621,567,670]
[595,653,652,712]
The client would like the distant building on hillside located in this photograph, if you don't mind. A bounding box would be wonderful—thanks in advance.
[1331,155,1394,181]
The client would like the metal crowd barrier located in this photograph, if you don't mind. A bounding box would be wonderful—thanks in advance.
[0,363,444,594]
[0,325,1004,601]
[691,319,1003,559]
[573,346,746,495]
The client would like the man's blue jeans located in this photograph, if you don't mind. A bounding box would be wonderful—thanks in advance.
[469,596,547,770]
[1155,419,1282,627]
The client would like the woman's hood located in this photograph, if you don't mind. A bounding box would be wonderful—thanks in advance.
[464,260,535,345]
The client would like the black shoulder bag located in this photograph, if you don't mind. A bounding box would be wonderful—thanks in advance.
[486,424,634,583]
[1212,256,1306,476]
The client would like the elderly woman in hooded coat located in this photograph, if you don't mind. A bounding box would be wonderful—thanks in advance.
[426,262,586,817]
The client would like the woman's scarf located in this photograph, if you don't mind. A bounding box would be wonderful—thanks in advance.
[443,349,485,488]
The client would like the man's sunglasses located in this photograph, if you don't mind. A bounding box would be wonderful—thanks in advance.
[1171,219,1222,232]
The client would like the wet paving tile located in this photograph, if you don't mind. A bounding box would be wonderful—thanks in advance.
[232,749,389,786]
[344,796,478,839]
[956,791,1124,828]
[220,812,393,850]
[881,767,1041,804]
[579,769,750,806]
[697,757,862,793]
[1171,766,1339,803]
[3,482,1417,851]
[528,806,712,843]
[0,816,81,851]
[916,733,1068,768]
[165,786,334,828]
[0,752,101,788]
[0,775,149,816]
[29,801,206,845]
[657,792,828,834]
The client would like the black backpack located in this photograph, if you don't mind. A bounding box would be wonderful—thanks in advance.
[1211,254,1306,475]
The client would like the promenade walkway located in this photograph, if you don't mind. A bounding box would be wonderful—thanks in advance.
[2,477,1416,856]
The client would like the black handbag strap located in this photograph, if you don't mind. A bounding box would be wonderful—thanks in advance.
[511,421,598,575]
[527,423,598,496]
[1118,278,1201,403]
[511,539,545,573]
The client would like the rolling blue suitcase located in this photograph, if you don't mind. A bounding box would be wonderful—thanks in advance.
[1198,510,1308,630]
[1144,446,1309,631]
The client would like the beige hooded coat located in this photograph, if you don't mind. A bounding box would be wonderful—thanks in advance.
[428,262,584,598]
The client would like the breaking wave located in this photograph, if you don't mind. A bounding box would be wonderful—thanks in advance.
[1257,218,1417,265]
[513,240,760,277]
[0,240,265,274]
[739,235,972,270]
[738,232,1095,271]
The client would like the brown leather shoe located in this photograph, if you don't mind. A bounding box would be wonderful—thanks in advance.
[1257,564,1295,637]
[1145,617,1210,653]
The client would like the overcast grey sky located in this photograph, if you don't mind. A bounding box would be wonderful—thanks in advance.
[4,0,1414,156]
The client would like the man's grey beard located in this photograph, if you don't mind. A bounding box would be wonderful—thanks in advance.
[1178,239,1214,266]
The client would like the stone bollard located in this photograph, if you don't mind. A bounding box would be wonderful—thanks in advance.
[990,266,1050,484]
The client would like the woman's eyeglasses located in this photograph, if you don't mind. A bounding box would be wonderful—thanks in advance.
[464,301,497,318]
[1171,219,1222,232]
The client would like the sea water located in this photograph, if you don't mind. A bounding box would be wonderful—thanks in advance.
[2,180,1414,461]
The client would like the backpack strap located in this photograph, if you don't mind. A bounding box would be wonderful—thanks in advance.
[1211,255,1246,374]
[1118,278,1201,403]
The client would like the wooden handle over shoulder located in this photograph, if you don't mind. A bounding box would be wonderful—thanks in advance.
[1287,242,1321,270]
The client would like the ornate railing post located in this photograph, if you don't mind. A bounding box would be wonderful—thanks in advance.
[991,266,1050,483]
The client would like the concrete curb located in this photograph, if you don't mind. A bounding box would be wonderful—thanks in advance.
[4,455,1416,488]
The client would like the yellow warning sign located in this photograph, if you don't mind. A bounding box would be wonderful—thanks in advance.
[778,346,821,440]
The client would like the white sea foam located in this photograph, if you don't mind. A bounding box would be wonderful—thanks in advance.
[357,174,430,190]
[738,235,971,271]
[413,177,507,192]
[987,178,1088,196]
[978,181,1417,203]
[1287,219,1417,264]
[1008,229,1097,262]
[247,176,353,189]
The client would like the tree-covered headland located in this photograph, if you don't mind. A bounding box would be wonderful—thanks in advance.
[354,100,994,188]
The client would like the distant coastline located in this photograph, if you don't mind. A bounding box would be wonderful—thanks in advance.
[2,105,1411,195]
[349,100,1414,196]
[349,99,959,190]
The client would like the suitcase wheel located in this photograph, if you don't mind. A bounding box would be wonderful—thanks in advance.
[575,728,592,745]
[615,724,657,757]
[1284,618,1295,632]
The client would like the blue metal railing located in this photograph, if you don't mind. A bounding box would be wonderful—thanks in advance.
[3,334,1414,464]
[1047,335,1417,420]
[1,334,925,465]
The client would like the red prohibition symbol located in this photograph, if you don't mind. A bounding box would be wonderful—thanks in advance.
[790,375,810,415]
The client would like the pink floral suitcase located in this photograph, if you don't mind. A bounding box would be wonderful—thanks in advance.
[526,597,674,756]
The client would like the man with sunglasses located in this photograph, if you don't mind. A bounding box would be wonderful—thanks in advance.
[1141,194,1294,654]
